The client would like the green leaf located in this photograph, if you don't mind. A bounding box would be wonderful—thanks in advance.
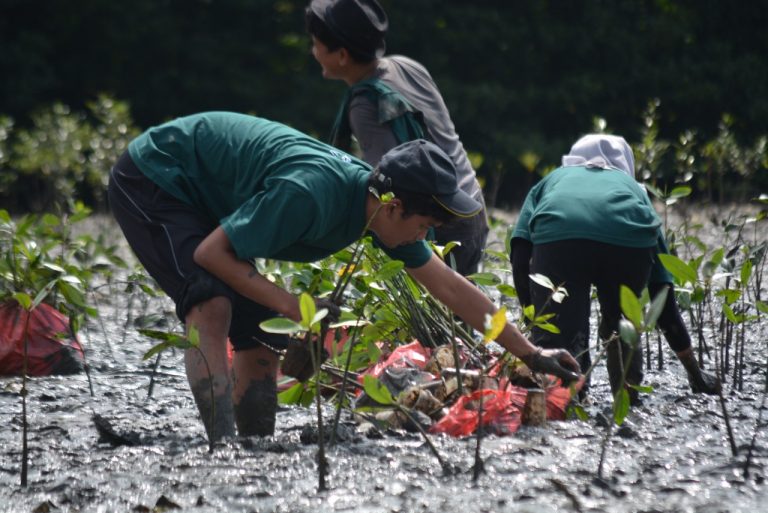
[138,328,190,344]
[644,285,669,330]
[467,272,501,286]
[740,259,753,286]
[13,292,32,310]
[613,388,630,425]
[278,382,308,405]
[187,325,200,348]
[715,288,741,305]
[629,384,654,394]
[523,304,535,321]
[32,279,59,309]
[620,285,643,328]
[658,253,698,285]
[722,304,738,323]
[374,260,404,281]
[362,375,395,405]
[529,273,555,290]
[756,301,768,314]
[669,186,692,199]
[485,249,509,260]
[496,284,517,297]
[618,319,639,345]
[142,340,177,361]
[536,322,561,334]
[260,317,304,334]
[567,403,589,421]
[441,241,460,256]
[299,293,316,329]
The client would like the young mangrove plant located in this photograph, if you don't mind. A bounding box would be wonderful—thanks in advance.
[659,252,739,456]
[595,285,667,481]
[261,292,336,491]
[140,326,217,453]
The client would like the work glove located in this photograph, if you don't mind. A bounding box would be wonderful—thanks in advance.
[280,338,329,382]
[314,297,341,325]
[520,348,582,386]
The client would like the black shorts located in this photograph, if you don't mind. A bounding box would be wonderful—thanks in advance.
[107,151,288,351]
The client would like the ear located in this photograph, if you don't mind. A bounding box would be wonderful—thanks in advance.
[387,198,402,211]
[338,47,351,66]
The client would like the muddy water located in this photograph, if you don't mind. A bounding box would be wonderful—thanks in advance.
[1,212,766,513]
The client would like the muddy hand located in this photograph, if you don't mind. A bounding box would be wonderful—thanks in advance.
[521,348,582,386]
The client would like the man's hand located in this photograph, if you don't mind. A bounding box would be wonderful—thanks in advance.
[280,338,329,382]
[520,348,581,386]
[314,298,341,325]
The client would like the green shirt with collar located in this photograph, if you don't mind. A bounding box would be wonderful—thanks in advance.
[128,111,431,267]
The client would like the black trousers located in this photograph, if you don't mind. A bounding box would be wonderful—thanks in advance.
[527,240,655,373]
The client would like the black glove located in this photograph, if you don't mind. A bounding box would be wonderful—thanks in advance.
[280,338,329,382]
[520,348,581,386]
[314,298,341,325]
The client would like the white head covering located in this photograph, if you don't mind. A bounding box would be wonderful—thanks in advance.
[561,134,635,178]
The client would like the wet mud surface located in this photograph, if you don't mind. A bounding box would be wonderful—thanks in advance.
[1,212,767,513]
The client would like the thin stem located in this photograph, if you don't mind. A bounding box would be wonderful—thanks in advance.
[20,307,31,487]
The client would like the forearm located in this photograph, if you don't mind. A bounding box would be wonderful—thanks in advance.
[193,227,300,321]
[409,254,538,358]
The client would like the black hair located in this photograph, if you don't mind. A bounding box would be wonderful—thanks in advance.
[304,8,377,64]
[367,171,456,225]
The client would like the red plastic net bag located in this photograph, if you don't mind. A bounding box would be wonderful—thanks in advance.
[430,388,528,437]
[0,301,85,376]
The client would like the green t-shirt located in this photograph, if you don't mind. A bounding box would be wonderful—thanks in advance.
[512,165,672,282]
[512,166,672,283]
[128,112,431,267]
[513,165,661,247]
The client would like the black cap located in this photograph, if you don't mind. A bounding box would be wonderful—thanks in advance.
[377,140,482,218]
[309,0,388,60]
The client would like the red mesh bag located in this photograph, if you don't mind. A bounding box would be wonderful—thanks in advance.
[430,388,528,437]
[430,378,583,437]
[0,301,85,376]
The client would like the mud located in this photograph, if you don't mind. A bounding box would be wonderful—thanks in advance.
[1,210,766,513]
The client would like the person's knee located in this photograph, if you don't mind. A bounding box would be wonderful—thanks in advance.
[176,269,235,322]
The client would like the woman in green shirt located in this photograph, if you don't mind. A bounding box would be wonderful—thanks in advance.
[510,134,719,403]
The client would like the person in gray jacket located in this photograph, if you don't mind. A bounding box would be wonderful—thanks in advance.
[306,0,489,276]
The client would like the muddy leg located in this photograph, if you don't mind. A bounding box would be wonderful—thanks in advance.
[184,296,236,442]
[232,346,279,437]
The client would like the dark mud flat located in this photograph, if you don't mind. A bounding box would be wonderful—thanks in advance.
[1,213,767,513]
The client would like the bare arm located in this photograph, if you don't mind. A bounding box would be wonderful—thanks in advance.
[193,226,301,321]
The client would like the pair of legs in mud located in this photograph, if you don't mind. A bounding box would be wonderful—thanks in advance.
[519,239,719,402]
[108,152,281,442]
[526,240,654,404]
